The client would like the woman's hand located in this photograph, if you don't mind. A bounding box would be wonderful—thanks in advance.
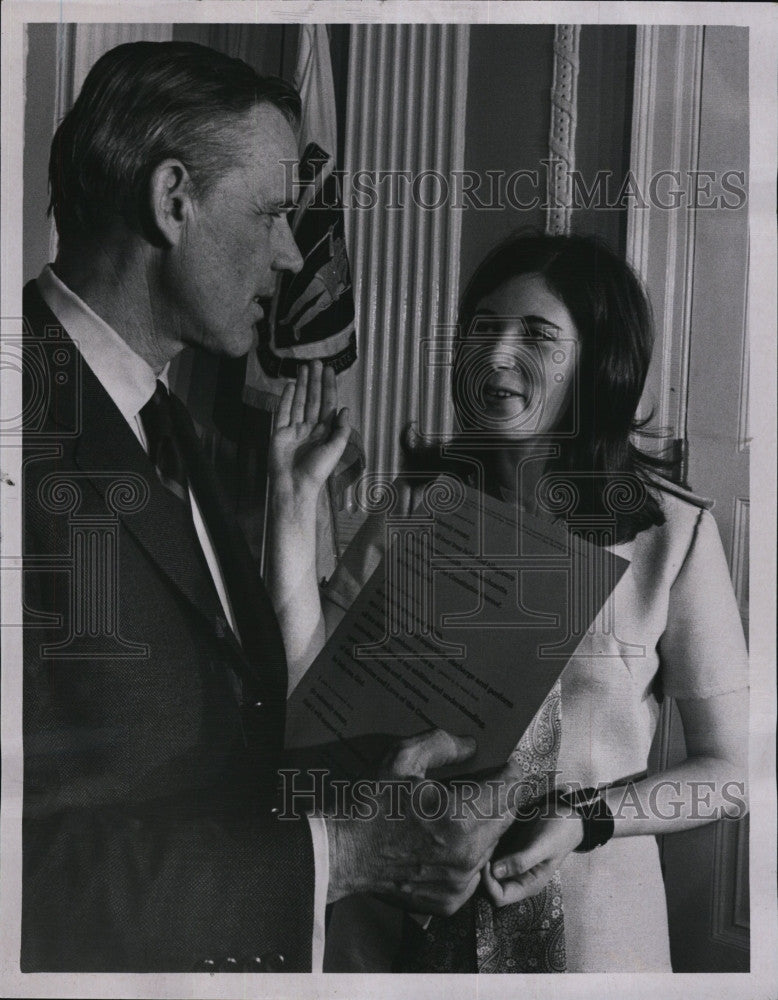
[481,807,583,907]
[269,360,351,513]
[265,361,350,692]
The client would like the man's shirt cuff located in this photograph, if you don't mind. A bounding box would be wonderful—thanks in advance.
[306,814,329,971]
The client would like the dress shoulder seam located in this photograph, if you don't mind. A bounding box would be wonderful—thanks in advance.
[647,474,714,510]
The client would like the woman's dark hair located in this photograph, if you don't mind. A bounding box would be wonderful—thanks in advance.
[48,41,301,245]
[404,231,675,541]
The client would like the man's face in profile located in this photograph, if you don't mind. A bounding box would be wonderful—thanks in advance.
[163,101,303,359]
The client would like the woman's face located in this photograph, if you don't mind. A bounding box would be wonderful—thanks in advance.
[456,272,580,442]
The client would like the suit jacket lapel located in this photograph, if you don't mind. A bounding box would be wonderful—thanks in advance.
[24,281,242,650]
[73,373,233,636]
[23,279,288,706]
[170,395,288,702]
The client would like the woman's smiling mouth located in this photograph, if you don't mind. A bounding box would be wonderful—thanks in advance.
[483,374,528,403]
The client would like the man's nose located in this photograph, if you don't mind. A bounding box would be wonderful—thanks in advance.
[272,218,304,275]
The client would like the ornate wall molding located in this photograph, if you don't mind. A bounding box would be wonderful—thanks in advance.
[546,24,580,236]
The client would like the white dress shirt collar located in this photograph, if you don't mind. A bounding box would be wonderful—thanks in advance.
[36,264,168,424]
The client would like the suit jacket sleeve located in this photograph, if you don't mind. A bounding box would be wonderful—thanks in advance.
[23,798,315,972]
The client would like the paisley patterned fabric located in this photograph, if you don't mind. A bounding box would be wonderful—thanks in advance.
[395,680,566,973]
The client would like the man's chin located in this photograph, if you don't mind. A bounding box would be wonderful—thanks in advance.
[225,329,258,358]
[192,326,258,359]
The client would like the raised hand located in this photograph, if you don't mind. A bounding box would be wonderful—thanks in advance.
[265,361,351,689]
[269,360,351,512]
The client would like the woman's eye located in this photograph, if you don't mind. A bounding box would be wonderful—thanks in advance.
[471,318,502,334]
[469,317,561,342]
[525,324,559,342]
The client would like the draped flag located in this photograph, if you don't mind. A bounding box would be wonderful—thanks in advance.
[255,140,357,379]
[213,24,363,574]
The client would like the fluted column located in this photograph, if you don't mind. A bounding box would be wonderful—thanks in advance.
[342,24,470,478]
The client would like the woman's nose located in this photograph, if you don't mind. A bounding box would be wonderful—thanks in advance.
[488,331,525,368]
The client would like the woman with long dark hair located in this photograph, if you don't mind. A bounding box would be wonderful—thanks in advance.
[270,232,749,972]
[406,231,670,536]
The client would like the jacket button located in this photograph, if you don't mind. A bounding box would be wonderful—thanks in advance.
[263,951,285,972]
[243,955,265,972]
[192,958,217,972]
[253,700,263,709]
[218,956,240,972]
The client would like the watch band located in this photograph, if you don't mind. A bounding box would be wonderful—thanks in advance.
[556,786,615,852]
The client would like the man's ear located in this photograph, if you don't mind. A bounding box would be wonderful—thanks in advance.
[148,159,194,247]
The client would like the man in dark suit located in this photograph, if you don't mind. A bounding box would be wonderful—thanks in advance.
[21,40,518,972]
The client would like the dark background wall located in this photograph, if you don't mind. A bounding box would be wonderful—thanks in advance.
[572,25,635,254]
[459,25,553,288]
[460,24,634,289]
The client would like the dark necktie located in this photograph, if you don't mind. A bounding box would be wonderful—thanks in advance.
[138,377,287,765]
[140,380,191,507]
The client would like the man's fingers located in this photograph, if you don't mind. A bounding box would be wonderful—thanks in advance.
[382,728,477,780]
[389,869,481,917]
[378,861,476,888]
[304,360,322,425]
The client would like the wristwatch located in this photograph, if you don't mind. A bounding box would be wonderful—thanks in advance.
[556,786,615,853]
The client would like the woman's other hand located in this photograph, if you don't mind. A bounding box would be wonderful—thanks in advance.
[269,359,351,513]
[481,806,583,907]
